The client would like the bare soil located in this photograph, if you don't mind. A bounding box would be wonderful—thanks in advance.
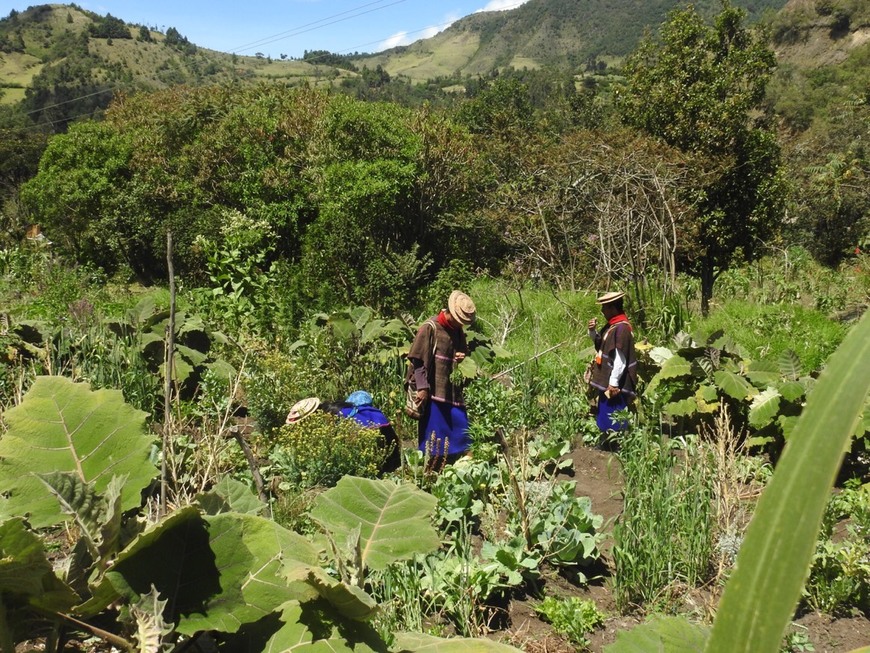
[499,445,870,652]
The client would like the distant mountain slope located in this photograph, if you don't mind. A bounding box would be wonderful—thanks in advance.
[771,0,870,67]
[0,4,351,125]
[354,0,790,82]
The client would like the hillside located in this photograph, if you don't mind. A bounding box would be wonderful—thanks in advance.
[0,4,352,126]
[354,0,790,83]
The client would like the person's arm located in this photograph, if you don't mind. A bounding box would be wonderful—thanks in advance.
[408,321,436,400]
[609,348,626,387]
[409,357,429,391]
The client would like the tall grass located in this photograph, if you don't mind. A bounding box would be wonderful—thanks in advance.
[613,423,715,612]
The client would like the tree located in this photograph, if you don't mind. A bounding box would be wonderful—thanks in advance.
[620,2,786,314]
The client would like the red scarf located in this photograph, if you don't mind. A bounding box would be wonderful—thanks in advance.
[437,310,456,331]
[608,313,631,330]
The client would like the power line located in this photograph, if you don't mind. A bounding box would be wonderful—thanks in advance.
[22,86,119,117]
[229,0,408,55]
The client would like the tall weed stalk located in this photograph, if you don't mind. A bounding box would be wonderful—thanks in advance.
[613,424,715,611]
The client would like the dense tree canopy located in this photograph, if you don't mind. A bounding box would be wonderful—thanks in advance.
[620,2,786,313]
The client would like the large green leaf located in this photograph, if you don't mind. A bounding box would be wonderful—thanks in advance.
[663,397,699,417]
[705,312,870,653]
[0,377,155,528]
[217,601,383,653]
[604,615,709,653]
[748,388,781,429]
[311,477,440,573]
[745,359,780,389]
[393,633,522,652]
[105,509,319,635]
[647,355,693,394]
[777,381,805,403]
[195,477,265,516]
[0,517,78,611]
[713,370,757,401]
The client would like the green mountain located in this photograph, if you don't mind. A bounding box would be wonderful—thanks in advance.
[0,4,353,127]
[353,0,790,82]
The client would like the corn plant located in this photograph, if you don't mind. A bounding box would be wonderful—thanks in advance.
[613,425,715,611]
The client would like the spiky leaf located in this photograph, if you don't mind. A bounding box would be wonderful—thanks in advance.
[128,586,174,653]
[0,377,155,528]
[311,477,439,573]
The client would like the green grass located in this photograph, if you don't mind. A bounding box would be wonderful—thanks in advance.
[688,300,846,373]
[468,277,598,378]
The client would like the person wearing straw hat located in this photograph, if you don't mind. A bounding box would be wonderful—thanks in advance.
[339,390,401,474]
[406,290,476,467]
[285,397,321,425]
[587,290,637,433]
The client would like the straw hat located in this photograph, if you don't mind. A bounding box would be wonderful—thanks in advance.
[286,397,321,424]
[448,290,476,326]
[596,291,625,305]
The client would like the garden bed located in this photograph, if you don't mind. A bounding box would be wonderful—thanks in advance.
[499,444,870,652]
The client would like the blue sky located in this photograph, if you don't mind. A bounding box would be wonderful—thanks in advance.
[1,0,530,58]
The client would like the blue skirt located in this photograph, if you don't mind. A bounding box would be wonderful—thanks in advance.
[597,391,630,432]
[418,400,471,457]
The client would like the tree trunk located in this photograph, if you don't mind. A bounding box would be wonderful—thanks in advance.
[701,260,715,317]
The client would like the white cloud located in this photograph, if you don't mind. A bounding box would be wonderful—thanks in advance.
[478,0,529,12]
[380,31,410,50]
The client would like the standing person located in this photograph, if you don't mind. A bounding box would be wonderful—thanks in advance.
[339,390,401,474]
[407,290,476,466]
[587,291,637,433]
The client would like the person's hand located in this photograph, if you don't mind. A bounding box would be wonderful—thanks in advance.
[588,318,598,331]
[606,385,620,398]
[454,351,466,362]
[416,389,430,403]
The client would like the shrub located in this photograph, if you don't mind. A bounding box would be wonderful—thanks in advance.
[269,411,384,489]
[534,596,605,648]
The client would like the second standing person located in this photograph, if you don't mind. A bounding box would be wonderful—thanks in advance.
[407,290,476,466]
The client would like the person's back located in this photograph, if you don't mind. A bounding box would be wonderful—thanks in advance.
[340,391,400,474]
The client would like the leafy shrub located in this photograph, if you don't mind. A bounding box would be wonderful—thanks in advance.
[269,412,384,489]
[534,596,605,648]
[804,484,870,615]
[689,300,845,372]
[243,348,324,432]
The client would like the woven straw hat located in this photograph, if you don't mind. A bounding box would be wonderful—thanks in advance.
[286,397,321,424]
[596,291,625,305]
[448,290,476,326]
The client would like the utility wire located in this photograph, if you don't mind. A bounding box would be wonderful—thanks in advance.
[230,0,408,55]
[228,0,400,53]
